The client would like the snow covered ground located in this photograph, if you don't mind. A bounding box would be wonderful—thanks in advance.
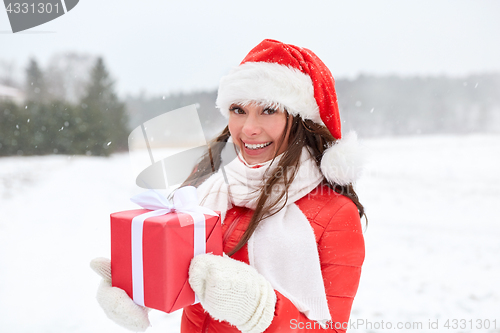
[0,134,499,333]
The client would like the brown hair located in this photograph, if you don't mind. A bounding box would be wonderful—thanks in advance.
[182,112,366,256]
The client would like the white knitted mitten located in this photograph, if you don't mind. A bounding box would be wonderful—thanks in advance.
[189,254,276,333]
[90,257,150,332]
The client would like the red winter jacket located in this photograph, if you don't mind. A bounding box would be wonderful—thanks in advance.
[181,184,365,332]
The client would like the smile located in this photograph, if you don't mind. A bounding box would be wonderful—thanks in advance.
[244,142,272,150]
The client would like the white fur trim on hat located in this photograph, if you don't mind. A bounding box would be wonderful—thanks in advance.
[216,62,324,125]
[320,131,365,186]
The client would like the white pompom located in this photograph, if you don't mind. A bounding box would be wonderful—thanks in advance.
[320,131,365,186]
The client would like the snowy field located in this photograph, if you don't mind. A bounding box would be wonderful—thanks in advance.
[0,134,499,333]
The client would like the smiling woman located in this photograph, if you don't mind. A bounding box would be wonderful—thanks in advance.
[228,102,292,165]
[91,39,366,333]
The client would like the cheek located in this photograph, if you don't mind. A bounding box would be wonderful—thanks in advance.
[227,116,236,135]
[267,117,288,141]
[227,119,240,145]
[271,116,292,155]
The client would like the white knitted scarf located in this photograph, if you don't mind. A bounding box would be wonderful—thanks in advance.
[196,146,332,322]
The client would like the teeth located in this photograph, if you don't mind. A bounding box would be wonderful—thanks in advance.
[245,142,271,150]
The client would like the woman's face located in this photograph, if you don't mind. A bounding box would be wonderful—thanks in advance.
[228,102,291,165]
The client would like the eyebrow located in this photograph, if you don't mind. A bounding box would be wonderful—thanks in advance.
[229,102,283,110]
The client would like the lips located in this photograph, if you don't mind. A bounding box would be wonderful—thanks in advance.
[244,141,272,150]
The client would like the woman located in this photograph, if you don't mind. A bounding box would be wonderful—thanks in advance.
[91,39,365,333]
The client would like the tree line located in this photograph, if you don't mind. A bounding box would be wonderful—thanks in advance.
[337,74,500,137]
[0,57,129,156]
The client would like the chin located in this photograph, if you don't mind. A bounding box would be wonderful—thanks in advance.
[243,153,274,165]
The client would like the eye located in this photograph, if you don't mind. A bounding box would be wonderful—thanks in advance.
[229,106,245,115]
[262,107,278,115]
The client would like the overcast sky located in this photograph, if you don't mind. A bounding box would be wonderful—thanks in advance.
[1,0,499,97]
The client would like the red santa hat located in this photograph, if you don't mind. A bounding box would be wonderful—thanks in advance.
[216,39,363,185]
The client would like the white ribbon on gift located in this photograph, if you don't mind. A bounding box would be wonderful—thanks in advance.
[130,186,217,306]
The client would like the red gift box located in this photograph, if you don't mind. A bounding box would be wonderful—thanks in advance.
[110,209,222,313]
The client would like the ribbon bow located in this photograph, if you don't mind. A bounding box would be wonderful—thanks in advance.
[131,186,218,223]
[129,186,216,306]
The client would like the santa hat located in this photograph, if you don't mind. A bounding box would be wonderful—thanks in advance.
[216,39,363,185]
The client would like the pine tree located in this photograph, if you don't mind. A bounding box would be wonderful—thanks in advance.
[78,57,129,156]
[25,58,48,103]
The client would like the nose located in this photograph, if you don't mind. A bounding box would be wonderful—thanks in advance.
[241,112,262,137]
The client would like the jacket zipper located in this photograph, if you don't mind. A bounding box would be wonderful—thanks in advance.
[223,213,241,245]
[202,314,211,333]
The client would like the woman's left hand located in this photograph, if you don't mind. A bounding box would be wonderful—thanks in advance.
[189,253,276,333]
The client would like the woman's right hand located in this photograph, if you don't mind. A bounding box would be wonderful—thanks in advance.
[90,257,151,332]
